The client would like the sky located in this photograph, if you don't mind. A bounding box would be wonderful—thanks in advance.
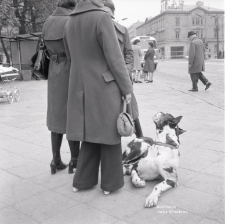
[112,0,224,27]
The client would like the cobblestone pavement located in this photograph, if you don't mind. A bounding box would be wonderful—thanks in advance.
[0,59,224,224]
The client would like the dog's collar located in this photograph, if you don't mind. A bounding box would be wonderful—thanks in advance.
[154,142,177,149]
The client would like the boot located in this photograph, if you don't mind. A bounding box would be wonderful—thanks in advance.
[68,158,78,174]
[68,141,80,174]
[50,158,67,175]
[50,132,67,175]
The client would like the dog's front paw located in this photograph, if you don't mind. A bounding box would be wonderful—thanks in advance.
[145,194,159,208]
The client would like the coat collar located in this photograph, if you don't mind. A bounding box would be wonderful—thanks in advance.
[71,2,107,16]
[52,7,71,16]
[113,21,126,35]
[191,36,197,42]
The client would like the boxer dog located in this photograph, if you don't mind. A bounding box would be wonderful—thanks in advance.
[123,112,186,208]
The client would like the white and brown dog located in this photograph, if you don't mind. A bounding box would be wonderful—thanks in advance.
[123,112,186,208]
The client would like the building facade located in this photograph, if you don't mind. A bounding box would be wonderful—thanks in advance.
[136,1,224,59]
[127,21,144,40]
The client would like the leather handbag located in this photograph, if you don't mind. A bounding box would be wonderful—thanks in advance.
[117,99,134,137]
[30,39,49,80]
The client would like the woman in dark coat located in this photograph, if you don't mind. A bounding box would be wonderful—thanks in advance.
[42,0,79,175]
[103,0,143,138]
[64,0,133,195]
[143,42,155,83]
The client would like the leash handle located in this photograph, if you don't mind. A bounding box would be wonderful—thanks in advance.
[122,98,133,119]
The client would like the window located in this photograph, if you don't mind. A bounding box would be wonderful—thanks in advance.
[200,31,203,38]
[196,18,200,25]
[176,31,180,39]
[214,45,217,53]
[196,31,199,38]
[192,18,195,25]
[201,18,204,25]
[176,18,180,26]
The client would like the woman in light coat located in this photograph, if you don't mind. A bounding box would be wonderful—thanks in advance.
[132,39,143,83]
[143,42,155,83]
[42,0,80,175]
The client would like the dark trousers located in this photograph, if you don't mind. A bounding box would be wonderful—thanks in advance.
[190,72,208,89]
[73,142,124,191]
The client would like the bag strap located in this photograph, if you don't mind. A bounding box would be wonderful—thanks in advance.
[122,98,133,119]
[123,99,127,113]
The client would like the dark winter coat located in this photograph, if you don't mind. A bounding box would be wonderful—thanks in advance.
[42,7,71,134]
[143,47,155,73]
[64,3,133,145]
[188,37,205,74]
[114,21,139,120]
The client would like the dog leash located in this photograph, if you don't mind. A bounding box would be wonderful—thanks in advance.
[154,142,177,149]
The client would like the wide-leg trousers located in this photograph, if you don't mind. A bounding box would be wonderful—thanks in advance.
[73,142,124,191]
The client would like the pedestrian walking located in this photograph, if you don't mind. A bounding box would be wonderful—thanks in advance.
[187,31,212,92]
[42,0,80,175]
[103,0,143,138]
[143,42,155,83]
[64,0,133,195]
[132,39,143,83]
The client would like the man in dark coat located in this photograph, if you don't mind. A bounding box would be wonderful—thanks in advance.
[42,0,80,175]
[64,0,133,194]
[188,31,212,92]
[103,0,143,138]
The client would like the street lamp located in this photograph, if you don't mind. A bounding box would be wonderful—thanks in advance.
[116,18,128,23]
[211,15,224,57]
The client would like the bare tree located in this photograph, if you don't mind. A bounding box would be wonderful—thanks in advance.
[0,0,19,64]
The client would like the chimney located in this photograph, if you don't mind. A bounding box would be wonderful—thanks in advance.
[196,1,204,6]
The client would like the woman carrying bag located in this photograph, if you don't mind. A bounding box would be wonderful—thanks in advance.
[143,42,155,83]
[42,0,80,175]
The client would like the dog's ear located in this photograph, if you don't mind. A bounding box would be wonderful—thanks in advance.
[178,127,186,135]
[171,116,183,125]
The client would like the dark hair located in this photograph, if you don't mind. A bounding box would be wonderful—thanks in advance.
[58,0,76,8]
[133,39,140,45]
[149,42,154,48]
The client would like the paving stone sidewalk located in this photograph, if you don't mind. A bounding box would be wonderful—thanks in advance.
[0,70,224,224]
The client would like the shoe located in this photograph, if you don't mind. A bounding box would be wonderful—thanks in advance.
[104,191,110,195]
[68,158,77,174]
[50,159,67,175]
[73,187,79,192]
[205,82,212,90]
[188,89,198,92]
[138,81,142,83]
[149,80,153,83]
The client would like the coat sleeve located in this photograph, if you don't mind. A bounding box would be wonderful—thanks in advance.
[97,13,133,95]
[123,28,134,74]
[63,23,71,62]
[144,49,150,60]
[189,41,196,68]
